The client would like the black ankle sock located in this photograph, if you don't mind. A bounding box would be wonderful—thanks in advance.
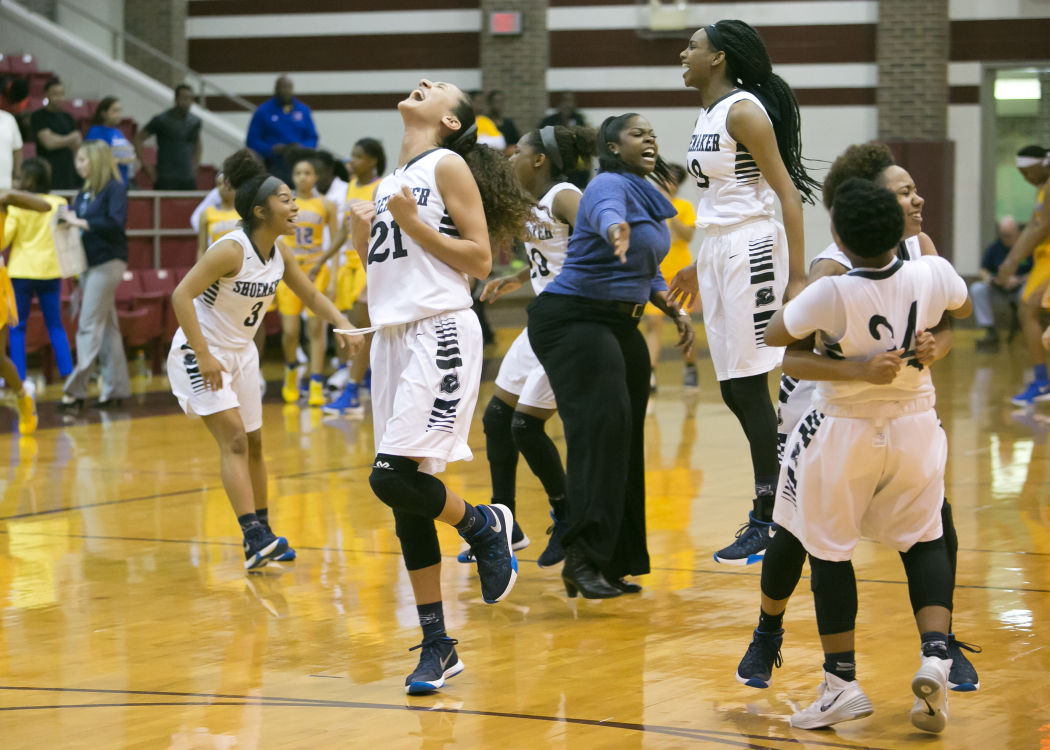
[549,494,567,521]
[256,507,270,531]
[823,650,856,682]
[454,503,491,543]
[757,609,784,634]
[417,601,446,641]
[754,492,775,522]
[921,631,950,659]
[238,512,266,542]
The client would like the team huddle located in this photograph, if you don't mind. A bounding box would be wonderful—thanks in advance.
[160,19,981,736]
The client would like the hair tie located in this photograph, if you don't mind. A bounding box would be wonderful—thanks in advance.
[704,24,725,51]
[539,126,564,175]
[1016,155,1049,168]
[252,175,282,207]
[450,121,478,151]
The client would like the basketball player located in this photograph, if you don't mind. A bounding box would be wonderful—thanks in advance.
[764,178,970,732]
[197,171,239,258]
[0,188,50,433]
[995,145,1050,405]
[736,143,980,694]
[464,125,594,569]
[672,20,820,565]
[275,156,346,407]
[168,150,361,571]
[347,79,533,695]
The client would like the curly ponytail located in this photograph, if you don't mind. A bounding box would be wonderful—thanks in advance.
[707,19,820,204]
[440,96,534,242]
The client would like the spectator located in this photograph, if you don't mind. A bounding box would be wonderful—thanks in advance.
[468,90,506,151]
[3,158,74,381]
[58,141,131,411]
[0,106,20,189]
[313,149,348,204]
[487,90,520,149]
[971,215,1029,352]
[29,78,82,190]
[135,84,202,190]
[539,92,588,129]
[85,97,138,185]
[245,75,318,183]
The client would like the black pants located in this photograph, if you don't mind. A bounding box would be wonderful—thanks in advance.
[527,293,651,579]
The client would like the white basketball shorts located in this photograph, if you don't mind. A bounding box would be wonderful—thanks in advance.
[697,217,787,381]
[776,374,815,462]
[773,406,947,561]
[494,327,557,411]
[168,330,263,432]
[370,308,483,475]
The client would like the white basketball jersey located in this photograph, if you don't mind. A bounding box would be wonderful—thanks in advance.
[687,90,775,228]
[811,234,922,272]
[190,228,284,350]
[366,148,473,327]
[525,182,580,295]
[791,256,967,413]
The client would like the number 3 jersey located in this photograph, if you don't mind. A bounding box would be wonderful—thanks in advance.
[185,227,284,350]
[366,148,473,327]
[781,255,967,415]
[687,89,775,228]
[525,182,581,294]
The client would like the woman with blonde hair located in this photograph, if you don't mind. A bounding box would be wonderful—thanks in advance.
[59,140,131,411]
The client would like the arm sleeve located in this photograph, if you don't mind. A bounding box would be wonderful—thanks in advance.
[781,278,844,341]
[583,176,628,246]
[928,256,969,310]
[3,211,17,247]
[245,108,272,158]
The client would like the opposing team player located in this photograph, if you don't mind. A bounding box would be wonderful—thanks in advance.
[276,155,346,407]
[348,79,533,695]
[197,170,240,259]
[737,143,979,694]
[169,150,361,571]
[765,178,970,732]
[672,20,820,564]
[466,124,594,569]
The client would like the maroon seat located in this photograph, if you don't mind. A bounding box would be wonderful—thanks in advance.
[127,197,152,230]
[141,268,179,339]
[159,197,199,229]
[7,53,37,73]
[126,237,153,270]
[159,237,198,269]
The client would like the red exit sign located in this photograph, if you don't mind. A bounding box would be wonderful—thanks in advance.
[490,11,521,35]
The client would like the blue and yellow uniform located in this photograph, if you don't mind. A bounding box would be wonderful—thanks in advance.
[203,205,241,246]
[276,194,331,316]
[0,207,16,330]
[334,177,380,310]
[1023,184,1050,306]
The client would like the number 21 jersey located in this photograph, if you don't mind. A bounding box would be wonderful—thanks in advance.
[366,148,473,326]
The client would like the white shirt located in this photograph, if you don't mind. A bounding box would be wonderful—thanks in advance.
[783,255,967,414]
[366,148,472,327]
[687,90,775,229]
[0,110,24,190]
[812,235,922,272]
[526,182,580,295]
[190,187,221,231]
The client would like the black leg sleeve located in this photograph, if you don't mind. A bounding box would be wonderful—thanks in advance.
[510,412,566,501]
[899,537,954,614]
[482,396,519,512]
[760,527,808,601]
[809,556,858,636]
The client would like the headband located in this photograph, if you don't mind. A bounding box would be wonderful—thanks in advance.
[704,24,725,51]
[252,175,282,207]
[450,121,478,151]
[539,126,564,175]
[1016,155,1049,168]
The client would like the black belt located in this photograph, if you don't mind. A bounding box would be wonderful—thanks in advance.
[577,297,645,319]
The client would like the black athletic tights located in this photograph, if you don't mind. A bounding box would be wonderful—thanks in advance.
[719,374,780,517]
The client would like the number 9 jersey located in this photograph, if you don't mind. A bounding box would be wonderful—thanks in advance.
[525,182,581,295]
[366,148,473,327]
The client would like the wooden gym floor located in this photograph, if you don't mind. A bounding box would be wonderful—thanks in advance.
[0,326,1047,748]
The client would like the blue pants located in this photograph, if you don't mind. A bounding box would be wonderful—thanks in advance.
[10,277,74,380]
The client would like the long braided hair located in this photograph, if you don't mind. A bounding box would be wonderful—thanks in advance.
[706,19,820,204]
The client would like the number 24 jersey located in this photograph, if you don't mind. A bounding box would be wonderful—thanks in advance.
[365,148,473,327]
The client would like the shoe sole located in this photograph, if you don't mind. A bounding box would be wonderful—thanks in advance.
[713,549,766,566]
[482,504,518,603]
[321,405,364,416]
[948,681,978,692]
[910,671,948,733]
[405,659,465,695]
[790,694,874,729]
[245,537,289,571]
[274,549,297,561]
[735,671,771,689]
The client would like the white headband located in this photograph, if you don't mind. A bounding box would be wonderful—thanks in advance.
[1016,155,1048,168]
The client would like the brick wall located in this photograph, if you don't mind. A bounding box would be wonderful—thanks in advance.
[1039,73,1050,146]
[877,0,949,140]
[479,0,548,134]
[123,0,187,89]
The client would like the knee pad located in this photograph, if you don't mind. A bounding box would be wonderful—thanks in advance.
[369,453,447,519]
[393,510,442,571]
[900,537,954,613]
[760,528,807,601]
[809,556,858,635]
[482,396,515,436]
[510,411,548,449]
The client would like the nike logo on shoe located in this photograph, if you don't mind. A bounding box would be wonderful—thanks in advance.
[490,511,502,535]
[439,652,453,670]
[820,692,843,712]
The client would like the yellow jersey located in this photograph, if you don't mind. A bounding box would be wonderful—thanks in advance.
[3,193,67,279]
[660,197,696,278]
[284,195,328,263]
[203,205,241,246]
[345,176,381,204]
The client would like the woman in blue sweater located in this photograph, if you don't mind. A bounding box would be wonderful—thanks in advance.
[527,113,694,598]
[58,141,131,410]
[85,97,137,185]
